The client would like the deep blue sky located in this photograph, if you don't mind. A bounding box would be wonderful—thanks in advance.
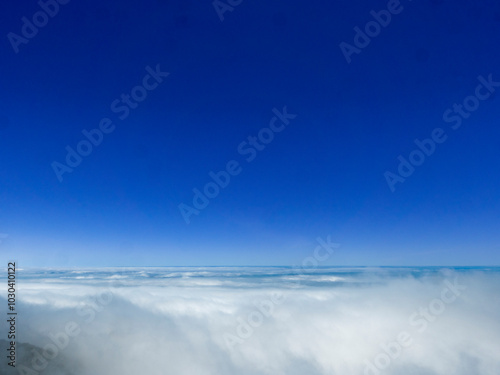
[1,0,499,267]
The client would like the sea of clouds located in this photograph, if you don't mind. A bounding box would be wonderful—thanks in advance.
[0,267,499,375]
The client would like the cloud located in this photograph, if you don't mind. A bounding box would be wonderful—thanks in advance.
[0,267,499,375]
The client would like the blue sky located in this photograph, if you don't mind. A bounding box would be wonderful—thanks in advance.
[1,0,499,267]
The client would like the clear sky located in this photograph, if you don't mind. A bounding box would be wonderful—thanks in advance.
[1,0,499,267]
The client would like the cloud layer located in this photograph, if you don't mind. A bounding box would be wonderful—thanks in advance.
[1,267,499,375]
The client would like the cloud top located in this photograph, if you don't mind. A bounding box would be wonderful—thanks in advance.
[1,267,499,375]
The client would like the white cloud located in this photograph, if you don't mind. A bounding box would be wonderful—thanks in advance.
[1,267,499,375]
